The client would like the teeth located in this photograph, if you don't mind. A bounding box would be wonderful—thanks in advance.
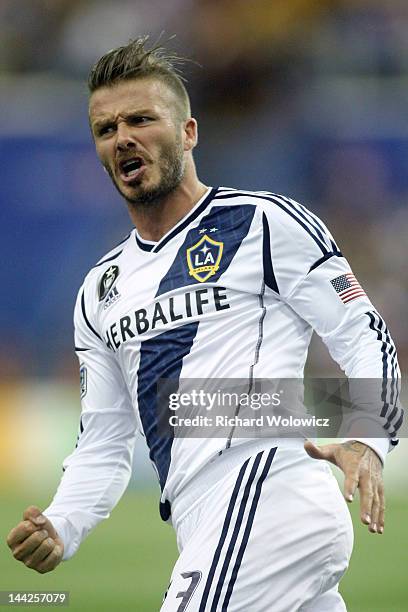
[122,159,142,176]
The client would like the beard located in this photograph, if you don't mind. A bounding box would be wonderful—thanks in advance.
[106,137,185,209]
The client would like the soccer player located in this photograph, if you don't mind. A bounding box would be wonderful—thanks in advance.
[7,38,402,611]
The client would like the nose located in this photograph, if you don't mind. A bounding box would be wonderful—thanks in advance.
[116,121,136,151]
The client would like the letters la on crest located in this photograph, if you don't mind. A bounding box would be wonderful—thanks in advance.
[187,235,224,283]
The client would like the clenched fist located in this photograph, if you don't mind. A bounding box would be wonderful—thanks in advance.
[6,506,64,574]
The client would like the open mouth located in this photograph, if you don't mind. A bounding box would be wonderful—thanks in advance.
[119,157,145,181]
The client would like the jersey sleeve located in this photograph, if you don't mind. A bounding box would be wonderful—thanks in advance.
[43,283,137,560]
[263,195,403,463]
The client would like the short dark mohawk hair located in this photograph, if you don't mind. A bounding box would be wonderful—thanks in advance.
[87,36,191,120]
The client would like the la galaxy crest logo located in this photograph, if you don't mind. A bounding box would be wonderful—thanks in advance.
[98,265,120,301]
[187,235,223,283]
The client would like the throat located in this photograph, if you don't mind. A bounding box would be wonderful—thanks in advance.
[128,182,210,242]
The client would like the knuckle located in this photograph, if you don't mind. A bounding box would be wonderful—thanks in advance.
[25,505,40,519]
[44,540,54,553]
[22,521,33,535]
[40,529,49,541]
[13,547,25,561]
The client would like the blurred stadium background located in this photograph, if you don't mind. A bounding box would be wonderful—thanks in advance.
[0,0,407,610]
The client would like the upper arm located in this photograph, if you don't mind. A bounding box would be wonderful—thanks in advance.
[71,283,137,456]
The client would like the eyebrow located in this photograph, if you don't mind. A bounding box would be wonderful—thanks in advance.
[91,109,156,129]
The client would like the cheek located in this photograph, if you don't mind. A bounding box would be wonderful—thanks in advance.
[95,142,113,168]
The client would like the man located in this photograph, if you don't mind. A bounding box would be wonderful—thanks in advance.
[7,38,402,611]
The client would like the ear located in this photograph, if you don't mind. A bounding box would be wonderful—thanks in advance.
[183,118,198,152]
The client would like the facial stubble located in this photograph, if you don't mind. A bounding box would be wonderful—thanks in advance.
[105,135,185,209]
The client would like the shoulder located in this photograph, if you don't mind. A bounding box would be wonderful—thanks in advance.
[216,186,321,222]
[215,187,338,255]
[75,231,133,309]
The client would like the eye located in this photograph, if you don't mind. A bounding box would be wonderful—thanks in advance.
[97,124,116,136]
[128,115,152,125]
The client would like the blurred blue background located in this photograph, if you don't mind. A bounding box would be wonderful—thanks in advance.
[1,0,407,379]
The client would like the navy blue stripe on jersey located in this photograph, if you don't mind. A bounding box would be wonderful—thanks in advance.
[210,451,264,611]
[261,194,329,255]
[389,411,404,438]
[137,323,199,495]
[135,234,155,252]
[274,193,336,251]
[198,457,251,612]
[94,232,131,267]
[75,346,90,352]
[74,416,85,451]
[94,249,123,267]
[366,311,402,434]
[308,250,343,273]
[262,213,279,293]
[222,447,276,610]
[217,188,333,245]
[367,311,392,421]
[277,193,340,252]
[215,190,331,256]
[275,192,339,253]
[153,188,218,253]
[385,405,399,428]
[156,205,256,296]
[80,291,102,341]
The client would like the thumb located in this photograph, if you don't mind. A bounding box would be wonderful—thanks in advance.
[23,506,59,540]
[304,440,337,464]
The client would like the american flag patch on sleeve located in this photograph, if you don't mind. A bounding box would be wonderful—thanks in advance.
[330,273,366,304]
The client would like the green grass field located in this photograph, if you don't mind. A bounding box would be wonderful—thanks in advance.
[1,491,407,611]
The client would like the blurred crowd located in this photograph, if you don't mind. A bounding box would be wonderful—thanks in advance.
[1,0,407,377]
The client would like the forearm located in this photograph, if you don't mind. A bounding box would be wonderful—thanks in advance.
[286,257,403,461]
[324,311,402,463]
[44,426,135,560]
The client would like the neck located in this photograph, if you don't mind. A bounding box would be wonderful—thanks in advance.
[127,165,208,242]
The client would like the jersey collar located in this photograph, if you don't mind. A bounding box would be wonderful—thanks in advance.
[133,186,218,254]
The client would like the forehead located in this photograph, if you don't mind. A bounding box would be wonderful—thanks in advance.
[89,78,176,122]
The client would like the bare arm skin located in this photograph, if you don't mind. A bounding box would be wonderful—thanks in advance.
[6,506,64,573]
[304,440,385,534]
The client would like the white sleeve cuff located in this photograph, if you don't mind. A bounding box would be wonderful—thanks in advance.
[42,513,81,561]
[341,437,390,465]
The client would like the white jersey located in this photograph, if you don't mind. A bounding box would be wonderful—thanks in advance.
[44,186,402,560]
